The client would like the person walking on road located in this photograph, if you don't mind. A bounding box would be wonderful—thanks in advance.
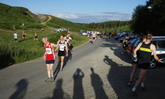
[64,33,72,50]
[42,37,58,82]
[90,31,97,44]
[128,35,146,86]
[130,34,162,96]
[57,35,68,71]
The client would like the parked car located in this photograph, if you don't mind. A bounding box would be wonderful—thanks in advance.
[126,38,139,54]
[114,32,126,40]
[149,36,165,68]
[79,30,87,36]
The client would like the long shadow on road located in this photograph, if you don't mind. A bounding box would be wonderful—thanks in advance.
[51,79,64,99]
[103,38,165,99]
[50,79,71,99]
[90,67,108,99]
[10,79,29,99]
[101,38,132,64]
[73,68,85,99]
[104,55,131,99]
[53,51,72,80]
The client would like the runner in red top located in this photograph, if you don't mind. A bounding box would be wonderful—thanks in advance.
[42,37,58,82]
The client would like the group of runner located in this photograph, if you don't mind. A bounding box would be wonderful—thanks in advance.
[42,31,163,95]
[42,32,72,82]
[88,31,98,44]
[13,31,38,42]
[127,34,162,96]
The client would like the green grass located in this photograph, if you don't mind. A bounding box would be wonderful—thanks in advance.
[47,16,88,32]
[71,32,88,47]
[0,3,45,29]
[0,3,90,68]
[0,28,88,68]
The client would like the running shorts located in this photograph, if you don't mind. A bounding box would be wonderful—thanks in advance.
[58,51,66,56]
[46,60,55,64]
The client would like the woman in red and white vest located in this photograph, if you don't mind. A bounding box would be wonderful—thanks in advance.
[42,37,58,82]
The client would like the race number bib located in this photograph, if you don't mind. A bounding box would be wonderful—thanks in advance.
[60,45,65,51]
[46,48,52,54]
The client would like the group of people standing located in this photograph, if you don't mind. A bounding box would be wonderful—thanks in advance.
[42,33,72,82]
[13,31,38,42]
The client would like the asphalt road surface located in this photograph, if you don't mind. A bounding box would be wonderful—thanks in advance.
[0,38,165,99]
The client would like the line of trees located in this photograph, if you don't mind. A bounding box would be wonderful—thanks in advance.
[85,21,130,29]
[131,0,165,35]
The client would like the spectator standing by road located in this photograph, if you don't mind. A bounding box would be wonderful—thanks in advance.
[13,32,18,42]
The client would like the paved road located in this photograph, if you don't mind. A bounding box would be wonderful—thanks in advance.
[0,38,165,99]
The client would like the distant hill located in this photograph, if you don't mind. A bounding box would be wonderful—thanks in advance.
[0,3,44,29]
[0,3,88,31]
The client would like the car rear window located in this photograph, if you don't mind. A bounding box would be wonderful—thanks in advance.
[156,40,165,49]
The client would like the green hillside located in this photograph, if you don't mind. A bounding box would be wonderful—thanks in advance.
[47,16,88,31]
[0,3,44,29]
[0,3,89,68]
[0,3,88,31]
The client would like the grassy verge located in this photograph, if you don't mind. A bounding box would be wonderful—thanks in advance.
[0,29,88,68]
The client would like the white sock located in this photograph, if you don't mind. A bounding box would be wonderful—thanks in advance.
[132,87,136,92]
[141,83,144,87]
[48,71,51,78]
[50,71,54,78]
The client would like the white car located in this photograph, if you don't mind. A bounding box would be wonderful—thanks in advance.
[150,36,165,68]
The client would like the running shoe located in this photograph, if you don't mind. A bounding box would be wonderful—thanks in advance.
[127,81,132,87]
[45,78,51,82]
[50,77,54,82]
[130,90,137,96]
[139,86,146,91]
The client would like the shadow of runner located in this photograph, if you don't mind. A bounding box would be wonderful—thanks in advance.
[73,68,85,99]
[9,79,29,99]
[53,64,60,80]
[63,50,72,68]
[90,68,108,99]
[104,55,131,99]
[51,79,64,99]
[101,38,132,64]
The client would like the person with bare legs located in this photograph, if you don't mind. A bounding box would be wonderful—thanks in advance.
[42,37,58,82]
[128,35,146,86]
[57,35,68,71]
[130,34,162,96]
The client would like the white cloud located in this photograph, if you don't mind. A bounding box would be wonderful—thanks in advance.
[51,12,131,23]
[52,13,79,19]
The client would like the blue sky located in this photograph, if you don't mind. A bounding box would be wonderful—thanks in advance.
[0,0,148,23]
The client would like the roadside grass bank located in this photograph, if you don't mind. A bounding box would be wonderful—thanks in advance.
[0,29,88,68]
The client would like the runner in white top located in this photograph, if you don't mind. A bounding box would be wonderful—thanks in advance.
[14,32,18,42]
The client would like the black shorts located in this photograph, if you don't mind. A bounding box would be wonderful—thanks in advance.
[14,38,17,41]
[138,63,150,69]
[58,51,65,56]
[35,36,37,38]
[46,60,55,64]
[93,37,96,39]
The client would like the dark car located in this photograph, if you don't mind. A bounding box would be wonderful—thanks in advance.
[114,32,126,40]
[126,38,139,54]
